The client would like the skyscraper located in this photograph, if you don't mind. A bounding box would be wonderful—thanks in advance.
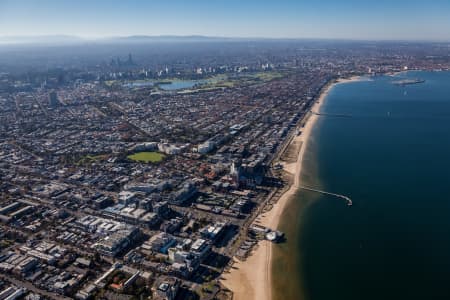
[127,53,134,65]
[48,91,59,108]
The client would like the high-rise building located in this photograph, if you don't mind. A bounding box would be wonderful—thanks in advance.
[48,91,59,108]
[127,53,134,65]
[230,160,242,187]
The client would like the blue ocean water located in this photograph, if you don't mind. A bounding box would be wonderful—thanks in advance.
[273,71,450,300]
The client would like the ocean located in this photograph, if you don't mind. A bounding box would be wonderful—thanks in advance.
[272,71,450,300]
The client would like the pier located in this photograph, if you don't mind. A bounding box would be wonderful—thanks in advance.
[392,78,425,86]
[299,186,353,206]
[311,110,352,118]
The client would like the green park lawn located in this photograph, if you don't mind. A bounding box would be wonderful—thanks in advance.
[127,151,165,163]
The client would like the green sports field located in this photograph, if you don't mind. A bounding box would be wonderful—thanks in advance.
[127,152,165,163]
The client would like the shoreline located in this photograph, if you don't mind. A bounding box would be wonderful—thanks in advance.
[220,75,362,300]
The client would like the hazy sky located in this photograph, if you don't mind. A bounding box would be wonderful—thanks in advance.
[1,0,450,40]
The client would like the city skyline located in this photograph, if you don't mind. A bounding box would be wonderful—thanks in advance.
[1,0,450,41]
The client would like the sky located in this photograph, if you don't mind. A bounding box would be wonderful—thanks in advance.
[0,0,450,41]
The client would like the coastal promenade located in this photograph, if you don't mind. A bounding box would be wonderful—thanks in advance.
[220,81,331,300]
[221,76,362,300]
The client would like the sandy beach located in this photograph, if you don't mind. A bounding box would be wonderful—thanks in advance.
[220,76,362,300]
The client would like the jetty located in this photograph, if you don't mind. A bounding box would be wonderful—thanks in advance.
[311,110,352,118]
[392,78,425,86]
[299,186,353,206]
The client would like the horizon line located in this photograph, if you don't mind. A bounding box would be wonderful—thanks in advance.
[0,34,449,44]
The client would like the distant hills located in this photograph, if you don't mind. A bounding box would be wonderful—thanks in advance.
[112,35,231,42]
[1,35,441,46]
